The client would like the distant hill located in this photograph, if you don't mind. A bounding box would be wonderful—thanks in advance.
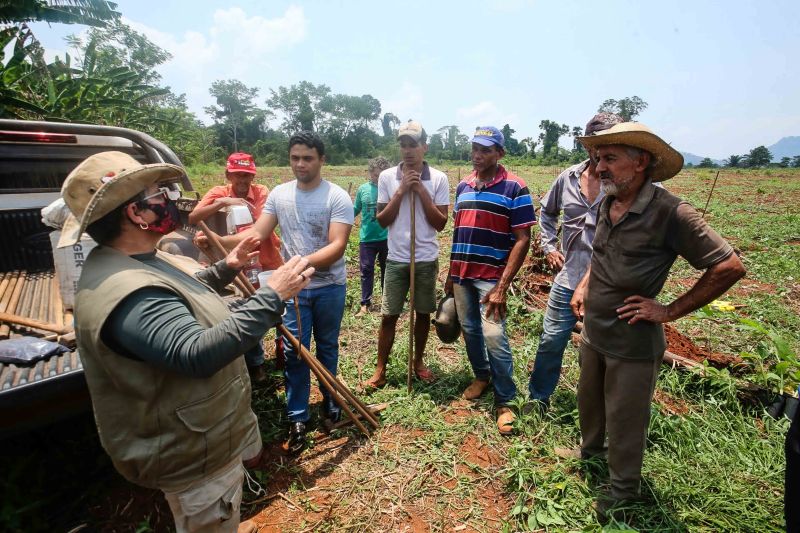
[680,151,723,166]
[768,136,800,162]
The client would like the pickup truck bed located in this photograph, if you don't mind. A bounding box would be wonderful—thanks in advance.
[0,119,192,437]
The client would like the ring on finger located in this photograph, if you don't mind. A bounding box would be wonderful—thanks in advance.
[300,273,307,282]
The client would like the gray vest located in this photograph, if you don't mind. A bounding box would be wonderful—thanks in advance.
[74,247,259,492]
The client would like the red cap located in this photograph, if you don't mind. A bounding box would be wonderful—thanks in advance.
[226,152,257,175]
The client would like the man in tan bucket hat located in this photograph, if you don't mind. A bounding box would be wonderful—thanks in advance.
[62,151,314,532]
[568,123,746,518]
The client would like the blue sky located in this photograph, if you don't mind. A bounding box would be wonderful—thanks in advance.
[30,0,798,159]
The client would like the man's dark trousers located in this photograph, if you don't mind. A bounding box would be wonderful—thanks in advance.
[359,240,388,307]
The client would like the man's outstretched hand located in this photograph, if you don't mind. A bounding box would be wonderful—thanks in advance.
[266,255,315,300]
[225,235,260,270]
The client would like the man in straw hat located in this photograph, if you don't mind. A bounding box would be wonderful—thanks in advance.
[62,151,314,533]
[526,112,623,413]
[569,123,745,517]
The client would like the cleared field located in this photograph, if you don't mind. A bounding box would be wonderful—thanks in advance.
[0,165,797,532]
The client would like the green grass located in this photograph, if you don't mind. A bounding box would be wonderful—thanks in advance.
[235,166,796,531]
[1,165,792,532]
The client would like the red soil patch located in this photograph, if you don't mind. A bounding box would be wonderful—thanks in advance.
[730,277,777,298]
[786,283,800,314]
[653,389,691,416]
[459,434,502,470]
[664,324,743,368]
[442,400,476,424]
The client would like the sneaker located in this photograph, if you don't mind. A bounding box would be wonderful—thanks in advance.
[286,422,308,455]
[496,406,516,435]
[462,379,490,400]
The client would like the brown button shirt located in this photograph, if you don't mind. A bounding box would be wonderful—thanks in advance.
[582,180,733,360]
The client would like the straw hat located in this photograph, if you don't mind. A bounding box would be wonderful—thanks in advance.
[578,122,684,182]
[59,151,183,245]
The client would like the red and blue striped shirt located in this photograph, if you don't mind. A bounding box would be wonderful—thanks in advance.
[450,165,536,283]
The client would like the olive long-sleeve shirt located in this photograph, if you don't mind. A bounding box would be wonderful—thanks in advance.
[100,251,284,378]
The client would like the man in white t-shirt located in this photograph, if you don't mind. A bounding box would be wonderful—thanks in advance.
[216,132,354,455]
[362,121,450,389]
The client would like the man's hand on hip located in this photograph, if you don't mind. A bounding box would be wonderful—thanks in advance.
[616,295,673,325]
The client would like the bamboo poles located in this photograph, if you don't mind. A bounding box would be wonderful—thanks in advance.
[197,222,380,436]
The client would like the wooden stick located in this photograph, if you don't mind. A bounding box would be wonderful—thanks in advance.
[0,271,26,339]
[701,170,721,219]
[408,191,416,393]
[279,325,370,436]
[197,222,379,431]
[0,311,73,335]
[322,403,388,432]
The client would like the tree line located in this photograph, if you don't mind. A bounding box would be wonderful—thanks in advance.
[8,2,785,171]
[696,147,800,169]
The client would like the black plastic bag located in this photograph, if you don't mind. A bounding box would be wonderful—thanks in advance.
[0,337,69,365]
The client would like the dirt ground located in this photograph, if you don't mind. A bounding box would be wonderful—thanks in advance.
[9,166,793,532]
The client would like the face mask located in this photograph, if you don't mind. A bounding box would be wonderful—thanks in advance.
[137,200,180,235]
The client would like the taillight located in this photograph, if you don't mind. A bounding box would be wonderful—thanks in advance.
[0,131,78,143]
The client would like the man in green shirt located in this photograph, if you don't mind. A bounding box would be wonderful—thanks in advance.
[353,156,391,316]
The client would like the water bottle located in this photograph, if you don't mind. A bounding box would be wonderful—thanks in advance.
[229,205,261,287]
[244,257,262,288]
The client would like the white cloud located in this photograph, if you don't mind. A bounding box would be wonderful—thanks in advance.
[210,6,307,60]
[382,81,425,124]
[124,6,308,121]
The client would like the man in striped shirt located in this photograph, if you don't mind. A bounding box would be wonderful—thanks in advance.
[446,126,536,435]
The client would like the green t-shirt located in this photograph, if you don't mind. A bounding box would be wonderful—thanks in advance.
[354,181,388,243]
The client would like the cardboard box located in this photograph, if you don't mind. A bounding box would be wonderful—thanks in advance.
[49,231,98,309]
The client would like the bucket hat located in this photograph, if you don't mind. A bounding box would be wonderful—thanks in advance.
[60,151,183,245]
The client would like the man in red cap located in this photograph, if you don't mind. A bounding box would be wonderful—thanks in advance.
[190,153,283,382]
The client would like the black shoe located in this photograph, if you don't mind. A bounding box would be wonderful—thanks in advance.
[287,422,308,455]
[593,495,637,524]
[323,406,342,424]
[522,399,549,417]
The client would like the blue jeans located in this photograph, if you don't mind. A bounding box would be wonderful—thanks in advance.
[282,283,346,423]
[452,279,516,405]
[528,283,577,405]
